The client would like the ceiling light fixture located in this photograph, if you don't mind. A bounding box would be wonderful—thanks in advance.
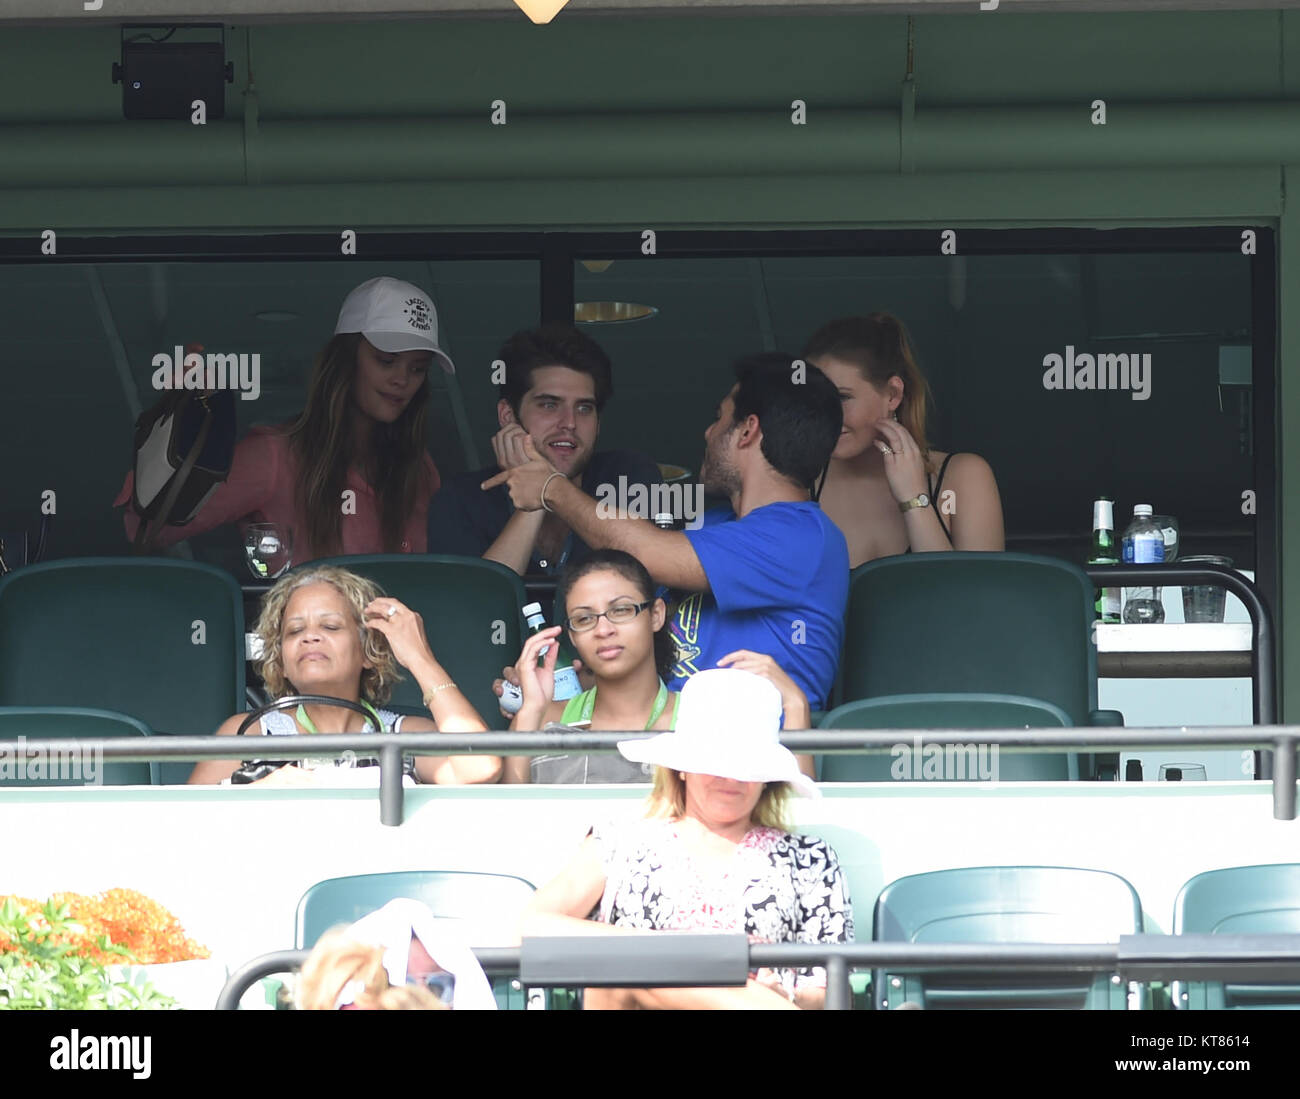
[580,260,615,274]
[574,301,658,324]
[512,0,570,23]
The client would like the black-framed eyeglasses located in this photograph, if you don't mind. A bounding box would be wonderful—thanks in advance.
[566,601,652,633]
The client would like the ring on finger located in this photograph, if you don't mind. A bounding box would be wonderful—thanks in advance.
[880,444,894,455]
[386,605,398,619]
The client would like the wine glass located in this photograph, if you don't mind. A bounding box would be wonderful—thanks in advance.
[244,523,293,581]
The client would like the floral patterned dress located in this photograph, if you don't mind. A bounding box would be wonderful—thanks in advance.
[588,817,854,999]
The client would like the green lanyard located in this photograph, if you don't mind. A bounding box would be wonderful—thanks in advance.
[295,699,386,735]
[572,680,669,730]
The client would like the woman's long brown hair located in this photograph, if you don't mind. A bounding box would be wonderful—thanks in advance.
[286,333,433,558]
[804,313,934,459]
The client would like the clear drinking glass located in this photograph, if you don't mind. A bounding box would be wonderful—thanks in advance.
[1180,554,1233,623]
[1158,763,1207,781]
[244,523,293,580]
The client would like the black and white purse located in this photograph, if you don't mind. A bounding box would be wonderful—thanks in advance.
[130,389,236,551]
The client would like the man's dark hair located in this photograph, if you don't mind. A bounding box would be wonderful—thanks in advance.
[555,549,675,682]
[730,352,842,494]
[496,325,614,416]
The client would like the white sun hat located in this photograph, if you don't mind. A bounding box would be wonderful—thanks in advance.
[335,898,497,1010]
[334,276,455,374]
[617,667,819,798]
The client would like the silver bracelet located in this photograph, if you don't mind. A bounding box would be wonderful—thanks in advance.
[540,472,564,513]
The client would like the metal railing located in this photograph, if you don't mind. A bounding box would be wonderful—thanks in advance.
[215,933,1300,1011]
[1,725,1296,822]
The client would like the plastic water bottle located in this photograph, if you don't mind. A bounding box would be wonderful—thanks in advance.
[1121,504,1165,624]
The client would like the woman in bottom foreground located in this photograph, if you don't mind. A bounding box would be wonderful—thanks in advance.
[521,667,853,1009]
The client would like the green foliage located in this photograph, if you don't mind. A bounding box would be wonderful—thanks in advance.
[0,897,176,1010]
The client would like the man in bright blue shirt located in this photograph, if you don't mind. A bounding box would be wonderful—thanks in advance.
[667,500,847,710]
[484,351,848,712]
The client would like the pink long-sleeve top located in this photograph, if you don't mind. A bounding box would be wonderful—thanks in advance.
[114,424,440,562]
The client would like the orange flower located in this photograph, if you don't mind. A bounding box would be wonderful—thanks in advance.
[0,889,209,965]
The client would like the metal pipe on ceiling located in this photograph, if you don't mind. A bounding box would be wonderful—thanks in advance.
[1,103,1295,189]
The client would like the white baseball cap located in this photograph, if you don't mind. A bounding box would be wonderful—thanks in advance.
[334,277,455,374]
[617,668,819,798]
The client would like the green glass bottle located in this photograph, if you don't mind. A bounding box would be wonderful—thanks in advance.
[1088,496,1121,623]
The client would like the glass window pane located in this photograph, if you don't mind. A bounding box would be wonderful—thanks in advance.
[0,256,538,563]
[578,249,1256,568]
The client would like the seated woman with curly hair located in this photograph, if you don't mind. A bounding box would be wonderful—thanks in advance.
[188,565,500,785]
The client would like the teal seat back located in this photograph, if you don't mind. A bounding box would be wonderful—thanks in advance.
[0,560,244,786]
[305,556,525,728]
[841,553,1100,726]
[873,866,1144,1010]
[1173,863,1300,1009]
[296,870,537,1010]
[0,707,156,786]
[818,694,1074,781]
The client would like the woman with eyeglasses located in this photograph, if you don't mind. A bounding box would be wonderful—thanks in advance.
[502,549,812,783]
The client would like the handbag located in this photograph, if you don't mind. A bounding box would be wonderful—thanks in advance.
[131,388,236,552]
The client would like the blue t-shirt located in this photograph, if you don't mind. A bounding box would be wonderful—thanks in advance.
[664,501,849,711]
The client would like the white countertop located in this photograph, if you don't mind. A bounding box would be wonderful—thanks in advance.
[1095,623,1251,652]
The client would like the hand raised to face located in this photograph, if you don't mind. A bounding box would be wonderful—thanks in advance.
[871,417,929,505]
[491,420,536,473]
[362,597,433,673]
[480,435,562,511]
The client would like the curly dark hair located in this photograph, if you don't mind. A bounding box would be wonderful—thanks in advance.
[495,324,613,417]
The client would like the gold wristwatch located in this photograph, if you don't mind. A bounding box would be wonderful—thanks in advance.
[898,493,931,513]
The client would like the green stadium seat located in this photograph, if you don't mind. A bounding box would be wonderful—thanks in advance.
[1172,863,1300,1009]
[0,559,245,785]
[873,865,1145,1010]
[818,693,1076,781]
[296,870,537,1010]
[838,553,1123,778]
[304,555,526,729]
[0,706,156,786]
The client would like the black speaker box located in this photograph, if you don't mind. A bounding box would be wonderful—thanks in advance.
[119,42,227,121]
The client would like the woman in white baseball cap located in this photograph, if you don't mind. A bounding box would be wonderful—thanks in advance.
[117,276,455,562]
[521,667,853,1009]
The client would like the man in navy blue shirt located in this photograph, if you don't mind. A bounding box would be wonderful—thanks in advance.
[484,352,849,712]
[427,325,662,580]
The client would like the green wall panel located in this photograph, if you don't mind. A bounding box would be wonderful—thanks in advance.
[0,9,1294,715]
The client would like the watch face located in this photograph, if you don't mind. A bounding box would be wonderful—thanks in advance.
[916,494,929,507]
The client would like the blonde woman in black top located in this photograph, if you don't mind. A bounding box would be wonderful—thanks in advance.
[805,314,1004,567]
